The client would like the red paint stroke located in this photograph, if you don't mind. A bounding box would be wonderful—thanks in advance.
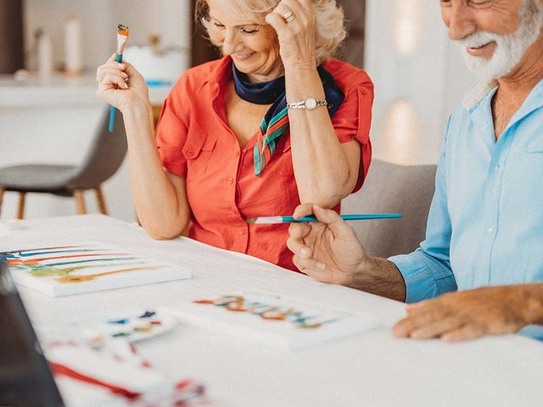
[50,362,140,400]
[193,299,214,304]
[8,252,126,265]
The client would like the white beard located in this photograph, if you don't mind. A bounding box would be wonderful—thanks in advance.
[457,0,543,80]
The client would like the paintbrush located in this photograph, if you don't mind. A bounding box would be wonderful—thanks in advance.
[246,213,402,224]
[108,24,129,132]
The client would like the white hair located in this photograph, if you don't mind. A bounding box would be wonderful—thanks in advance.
[195,0,347,63]
[458,0,543,80]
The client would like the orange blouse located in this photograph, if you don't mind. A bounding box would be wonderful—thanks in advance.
[156,56,373,271]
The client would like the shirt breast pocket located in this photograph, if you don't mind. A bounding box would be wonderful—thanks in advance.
[526,137,543,154]
[508,142,543,211]
[183,131,218,178]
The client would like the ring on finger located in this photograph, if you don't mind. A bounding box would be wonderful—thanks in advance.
[282,10,296,24]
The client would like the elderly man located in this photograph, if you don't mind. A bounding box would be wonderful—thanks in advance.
[287,0,543,341]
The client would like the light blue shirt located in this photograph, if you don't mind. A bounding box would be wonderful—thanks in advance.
[390,79,543,303]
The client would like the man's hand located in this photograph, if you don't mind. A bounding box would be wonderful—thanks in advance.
[286,203,367,285]
[392,285,539,342]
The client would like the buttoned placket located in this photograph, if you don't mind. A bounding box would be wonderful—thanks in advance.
[478,121,514,286]
[224,142,249,253]
[210,80,250,253]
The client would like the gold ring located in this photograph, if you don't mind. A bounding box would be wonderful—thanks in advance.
[282,11,296,24]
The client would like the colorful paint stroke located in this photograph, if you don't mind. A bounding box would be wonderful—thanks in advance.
[193,294,338,329]
[96,310,177,342]
[1,244,191,297]
[5,246,162,283]
[168,294,378,350]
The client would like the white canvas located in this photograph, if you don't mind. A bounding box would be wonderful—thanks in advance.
[164,292,379,351]
[4,244,191,297]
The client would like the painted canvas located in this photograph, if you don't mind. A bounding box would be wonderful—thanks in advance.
[2,244,191,297]
[164,292,379,351]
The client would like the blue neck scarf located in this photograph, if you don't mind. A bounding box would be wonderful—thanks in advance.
[232,64,345,176]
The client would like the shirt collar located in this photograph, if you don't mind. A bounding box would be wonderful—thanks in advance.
[462,78,498,110]
[207,55,233,88]
[462,77,543,112]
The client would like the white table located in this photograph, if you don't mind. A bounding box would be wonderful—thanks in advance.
[2,214,543,407]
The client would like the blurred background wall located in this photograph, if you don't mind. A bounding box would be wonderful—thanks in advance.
[1,0,477,221]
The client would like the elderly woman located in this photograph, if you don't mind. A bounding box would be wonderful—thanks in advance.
[96,0,373,271]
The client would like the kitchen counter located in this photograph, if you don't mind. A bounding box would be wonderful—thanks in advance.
[0,73,170,108]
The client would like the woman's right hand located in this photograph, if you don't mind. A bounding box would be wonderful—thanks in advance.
[96,53,150,112]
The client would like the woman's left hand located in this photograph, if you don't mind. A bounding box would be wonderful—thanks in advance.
[265,0,317,69]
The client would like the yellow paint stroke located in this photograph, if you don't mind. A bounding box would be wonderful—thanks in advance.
[56,266,163,283]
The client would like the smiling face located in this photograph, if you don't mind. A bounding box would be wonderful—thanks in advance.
[205,0,283,83]
[440,0,543,80]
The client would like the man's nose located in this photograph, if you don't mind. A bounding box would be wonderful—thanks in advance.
[446,3,477,41]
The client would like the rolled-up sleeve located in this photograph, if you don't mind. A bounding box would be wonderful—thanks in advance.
[390,250,457,303]
[389,118,457,303]
[332,83,373,192]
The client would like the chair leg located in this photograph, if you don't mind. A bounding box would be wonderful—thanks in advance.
[17,192,26,219]
[0,186,4,218]
[73,190,86,214]
[95,186,108,215]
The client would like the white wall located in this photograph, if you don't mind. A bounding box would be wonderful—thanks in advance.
[5,0,480,222]
[1,0,192,222]
[23,0,191,73]
[365,0,477,165]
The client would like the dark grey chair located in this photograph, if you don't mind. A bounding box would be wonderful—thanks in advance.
[341,159,437,258]
[0,107,127,219]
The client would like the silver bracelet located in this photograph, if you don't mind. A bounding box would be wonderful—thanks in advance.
[286,97,328,110]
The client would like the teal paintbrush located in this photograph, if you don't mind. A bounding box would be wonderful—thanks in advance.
[108,24,129,132]
[247,213,402,224]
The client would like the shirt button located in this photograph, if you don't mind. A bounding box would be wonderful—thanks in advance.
[239,229,245,235]
[186,148,193,158]
[494,165,500,173]
[228,177,234,184]
[361,89,367,95]
[486,227,494,234]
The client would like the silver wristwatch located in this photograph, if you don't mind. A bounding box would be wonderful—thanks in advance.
[286,97,328,110]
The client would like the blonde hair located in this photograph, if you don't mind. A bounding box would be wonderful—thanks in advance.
[195,0,346,63]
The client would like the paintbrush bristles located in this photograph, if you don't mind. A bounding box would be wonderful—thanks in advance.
[115,24,129,55]
[117,24,129,36]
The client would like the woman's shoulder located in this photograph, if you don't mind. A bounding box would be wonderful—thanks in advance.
[322,59,373,90]
[174,57,231,91]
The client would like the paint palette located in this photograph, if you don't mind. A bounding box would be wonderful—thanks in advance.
[83,309,178,345]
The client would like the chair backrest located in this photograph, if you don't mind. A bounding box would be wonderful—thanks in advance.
[65,106,127,190]
[341,159,437,258]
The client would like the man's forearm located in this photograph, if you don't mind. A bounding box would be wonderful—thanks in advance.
[348,257,407,302]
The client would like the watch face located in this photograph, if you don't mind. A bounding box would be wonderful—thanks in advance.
[305,98,317,110]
